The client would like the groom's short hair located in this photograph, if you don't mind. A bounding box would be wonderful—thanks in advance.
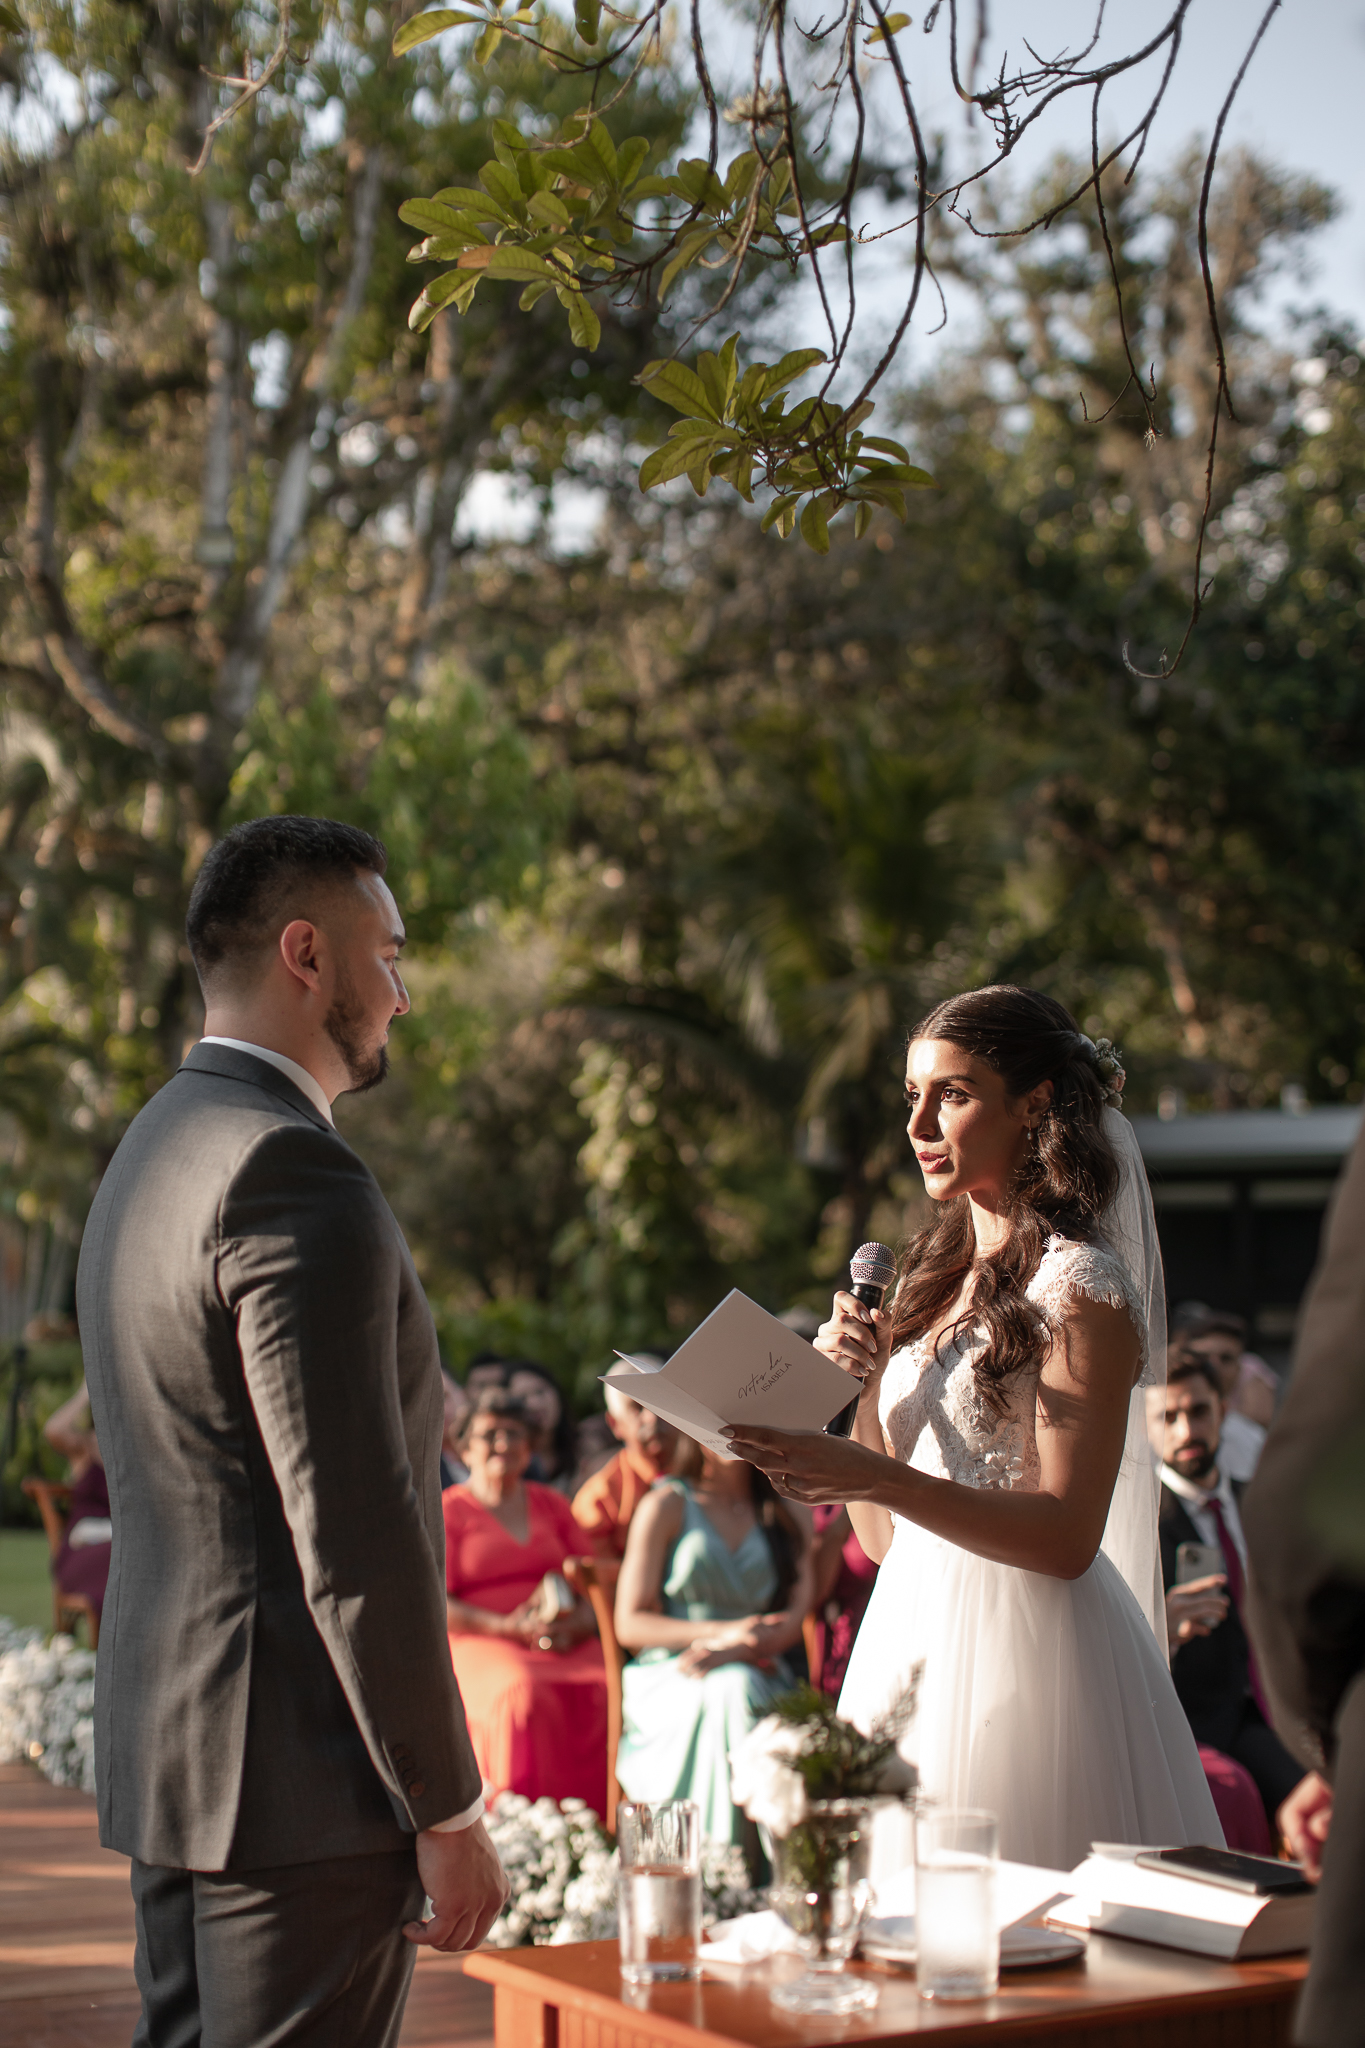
[187,815,387,990]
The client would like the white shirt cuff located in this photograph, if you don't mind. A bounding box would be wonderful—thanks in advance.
[426,1793,486,1833]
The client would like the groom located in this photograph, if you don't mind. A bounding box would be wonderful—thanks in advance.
[77,816,508,2047]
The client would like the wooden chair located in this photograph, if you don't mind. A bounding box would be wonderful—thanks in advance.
[565,1554,624,1833]
[21,1477,100,1648]
[802,1606,824,1691]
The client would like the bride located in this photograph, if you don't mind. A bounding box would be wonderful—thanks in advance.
[724,984,1222,1869]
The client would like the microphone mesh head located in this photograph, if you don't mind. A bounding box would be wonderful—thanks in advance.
[850,1241,897,1291]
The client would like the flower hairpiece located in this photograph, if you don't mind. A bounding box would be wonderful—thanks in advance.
[1074,1033,1126,1109]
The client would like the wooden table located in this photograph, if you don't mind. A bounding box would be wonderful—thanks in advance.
[464,1935,1308,2048]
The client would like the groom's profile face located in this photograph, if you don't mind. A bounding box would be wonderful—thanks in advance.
[322,871,410,1094]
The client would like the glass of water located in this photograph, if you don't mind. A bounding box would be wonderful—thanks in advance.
[914,1807,999,2000]
[617,1800,701,1983]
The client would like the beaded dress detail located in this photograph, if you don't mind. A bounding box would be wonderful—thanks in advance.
[838,1236,1222,1870]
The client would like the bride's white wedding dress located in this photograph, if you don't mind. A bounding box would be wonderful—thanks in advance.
[837,1234,1223,1870]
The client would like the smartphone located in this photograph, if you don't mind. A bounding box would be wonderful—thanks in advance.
[1135,1847,1312,1896]
[1175,1540,1225,1586]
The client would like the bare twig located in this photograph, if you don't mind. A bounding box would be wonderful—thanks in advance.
[190,0,292,176]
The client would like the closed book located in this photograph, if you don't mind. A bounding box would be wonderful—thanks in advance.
[1050,1851,1315,1960]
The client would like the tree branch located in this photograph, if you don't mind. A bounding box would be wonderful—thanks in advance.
[21,355,167,764]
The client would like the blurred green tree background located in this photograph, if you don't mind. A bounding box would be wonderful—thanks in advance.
[4,0,1365,1424]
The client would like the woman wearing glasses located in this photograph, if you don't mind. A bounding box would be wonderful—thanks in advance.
[443,1388,609,1816]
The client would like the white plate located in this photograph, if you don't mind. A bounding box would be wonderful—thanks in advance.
[860,1923,1086,1971]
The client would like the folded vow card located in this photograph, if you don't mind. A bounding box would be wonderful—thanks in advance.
[601,1289,857,1456]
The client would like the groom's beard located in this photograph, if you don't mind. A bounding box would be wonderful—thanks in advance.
[324,968,390,1095]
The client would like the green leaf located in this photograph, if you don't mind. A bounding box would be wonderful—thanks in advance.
[481,246,563,284]
[398,196,484,234]
[617,137,651,191]
[724,152,761,203]
[763,348,827,396]
[408,269,482,330]
[860,434,911,460]
[412,230,491,261]
[527,189,573,229]
[696,336,738,422]
[393,8,488,55]
[558,286,602,351]
[518,280,555,310]
[854,501,873,539]
[638,358,718,420]
[865,10,912,42]
[573,0,601,41]
[673,157,727,212]
[473,20,502,62]
[855,459,936,487]
[760,492,801,534]
[639,434,723,491]
[800,495,832,553]
[479,160,526,216]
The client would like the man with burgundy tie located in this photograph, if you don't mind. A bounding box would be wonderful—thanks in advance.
[1159,1358,1305,1834]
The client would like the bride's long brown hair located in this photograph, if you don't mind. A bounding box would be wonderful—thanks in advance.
[890,985,1121,1411]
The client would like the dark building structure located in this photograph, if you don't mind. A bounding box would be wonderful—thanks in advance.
[1131,1106,1363,1370]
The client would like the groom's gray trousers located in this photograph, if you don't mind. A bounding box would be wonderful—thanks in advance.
[130,1847,426,2048]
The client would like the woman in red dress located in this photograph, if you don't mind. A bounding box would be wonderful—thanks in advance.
[444,1389,609,1817]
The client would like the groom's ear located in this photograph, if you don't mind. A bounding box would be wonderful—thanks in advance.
[278,917,326,994]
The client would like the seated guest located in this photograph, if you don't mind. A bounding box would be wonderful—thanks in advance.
[466,1353,578,1493]
[1170,1306,1270,1477]
[614,1438,813,1847]
[572,1378,680,1560]
[42,1379,112,1623]
[444,1390,609,1818]
[1160,1359,1304,1837]
[809,1505,878,1700]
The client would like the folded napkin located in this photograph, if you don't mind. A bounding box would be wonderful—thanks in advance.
[702,1910,805,1965]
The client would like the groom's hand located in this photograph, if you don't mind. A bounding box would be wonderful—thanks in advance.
[407,1818,510,1952]
[722,1424,886,1504]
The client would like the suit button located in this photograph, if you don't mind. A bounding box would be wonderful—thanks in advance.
[394,1745,412,1762]
[410,1781,426,1799]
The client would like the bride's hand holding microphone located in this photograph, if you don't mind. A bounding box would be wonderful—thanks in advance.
[724,1243,898,1506]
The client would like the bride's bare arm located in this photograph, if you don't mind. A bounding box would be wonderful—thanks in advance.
[811,1291,896,1561]
[726,1295,1138,1582]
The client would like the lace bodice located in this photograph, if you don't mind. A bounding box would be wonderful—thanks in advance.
[879,1236,1146,1495]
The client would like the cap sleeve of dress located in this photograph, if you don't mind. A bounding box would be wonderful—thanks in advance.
[1028,1235,1149,1381]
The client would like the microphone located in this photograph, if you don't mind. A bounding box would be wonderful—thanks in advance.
[826,1241,897,1437]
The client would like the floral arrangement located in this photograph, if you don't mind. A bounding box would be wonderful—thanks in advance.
[482,1791,758,1946]
[729,1677,920,1838]
[0,1616,97,1794]
[0,1613,761,1949]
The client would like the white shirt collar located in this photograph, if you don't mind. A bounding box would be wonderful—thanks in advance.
[1160,1459,1234,1510]
[200,1037,334,1125]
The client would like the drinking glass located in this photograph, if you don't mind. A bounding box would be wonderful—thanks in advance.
[617,1800,702,1983]
[914,1807,999,2000]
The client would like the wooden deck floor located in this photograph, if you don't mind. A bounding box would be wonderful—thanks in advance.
[0,1764,495,2047]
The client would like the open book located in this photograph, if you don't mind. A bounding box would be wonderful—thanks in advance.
[601,1290,857,1456]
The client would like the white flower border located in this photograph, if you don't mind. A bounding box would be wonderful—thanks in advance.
[0,1616,98,1794]
[0,1616,758,1944]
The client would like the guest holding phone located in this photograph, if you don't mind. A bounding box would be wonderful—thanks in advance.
[1160,1359,1304,1841]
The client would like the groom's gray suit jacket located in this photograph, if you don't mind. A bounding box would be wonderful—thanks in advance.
[76,1041,482,1871]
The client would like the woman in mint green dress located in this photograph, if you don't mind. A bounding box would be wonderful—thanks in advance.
[614,1441,813,1844]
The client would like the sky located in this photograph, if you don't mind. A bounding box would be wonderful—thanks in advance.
[914,0,1365,332]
